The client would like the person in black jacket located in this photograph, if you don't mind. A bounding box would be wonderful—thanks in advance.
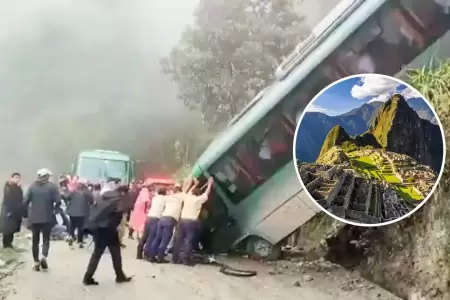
[0,172,24,248]
[24,168,61,271]
[65,181,94,248]
[82,178,132,286]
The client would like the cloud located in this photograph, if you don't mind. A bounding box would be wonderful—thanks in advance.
[351,75,399,99]
[308,104,333,115]
[367,94,391,103]
[401,87,422,100]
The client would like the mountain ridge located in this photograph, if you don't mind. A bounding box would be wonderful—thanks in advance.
[316,94,442,171]
[296,98,438,163]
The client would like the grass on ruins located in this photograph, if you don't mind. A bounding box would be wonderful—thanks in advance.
[397,186,423,201]
[351,156,422,201]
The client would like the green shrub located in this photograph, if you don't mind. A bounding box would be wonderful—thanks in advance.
[341,141,357,153]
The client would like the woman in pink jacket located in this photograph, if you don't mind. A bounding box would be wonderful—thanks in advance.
[129,182,153,240]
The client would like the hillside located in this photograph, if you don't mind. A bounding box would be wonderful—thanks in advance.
[315,94,443,171]
[296,99,435,162]
[296,102,383,162]
[316,146,350,165]
[370,94,443,171]
[317,125,380,161]
[408,98,437,124]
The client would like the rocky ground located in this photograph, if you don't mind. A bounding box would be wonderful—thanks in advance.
[0,234,398,300]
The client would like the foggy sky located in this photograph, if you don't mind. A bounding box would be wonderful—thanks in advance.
[0,0,340,182]
[0,0,199,181]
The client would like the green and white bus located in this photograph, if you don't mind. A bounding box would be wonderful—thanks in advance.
[72,150,135,184]
[192,0,450,260]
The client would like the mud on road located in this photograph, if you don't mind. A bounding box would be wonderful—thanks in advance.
[0,238,399,300]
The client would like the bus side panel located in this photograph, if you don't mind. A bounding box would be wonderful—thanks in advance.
[251,189,318,246]
[232,164,320,246]
[233,164,302,230]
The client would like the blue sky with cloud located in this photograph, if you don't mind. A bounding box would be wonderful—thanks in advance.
[309,75,424,116]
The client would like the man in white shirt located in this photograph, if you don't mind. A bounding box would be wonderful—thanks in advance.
[172,177,214,265]
[137,187,166,260]
[146,182,187,263]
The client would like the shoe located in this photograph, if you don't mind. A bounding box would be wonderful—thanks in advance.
[156,258,169,264]
[83,277,99,286]
[79,243,84,249]
[116,276,133,283]
[136,253,143,260]
[145,256,156,263]
[144,256,157,263]
[67,238,73,247]
[182,260,195,267]
[33,262,40,272]
[40,257,48,270]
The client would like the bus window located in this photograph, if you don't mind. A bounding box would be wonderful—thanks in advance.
[209,155,255,201]
[209,110,295,205]
[283,68,335,126]
[331,0,450,77]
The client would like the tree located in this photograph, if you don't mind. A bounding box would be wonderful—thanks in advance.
[161,0,308,129]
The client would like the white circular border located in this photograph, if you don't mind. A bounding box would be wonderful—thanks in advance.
[292,73,447,227]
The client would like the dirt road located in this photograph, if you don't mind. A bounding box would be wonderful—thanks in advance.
[1,239,399,300]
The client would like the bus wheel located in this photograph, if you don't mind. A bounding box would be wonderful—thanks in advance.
[246,236,281,261]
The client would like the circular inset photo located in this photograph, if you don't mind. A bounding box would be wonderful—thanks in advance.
[294,74,446,227]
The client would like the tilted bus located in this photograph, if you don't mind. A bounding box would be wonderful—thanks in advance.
[191,0,450,260]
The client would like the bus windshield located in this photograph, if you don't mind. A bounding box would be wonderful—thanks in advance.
[77,157,129,183]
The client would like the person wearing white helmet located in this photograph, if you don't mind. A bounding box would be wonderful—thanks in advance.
[24,168,61,271]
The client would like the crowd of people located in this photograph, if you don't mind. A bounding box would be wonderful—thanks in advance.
[0,168,214,286]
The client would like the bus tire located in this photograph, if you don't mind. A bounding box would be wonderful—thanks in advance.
[246,236,281,261]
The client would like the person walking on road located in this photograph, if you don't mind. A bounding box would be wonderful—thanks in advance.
[172,177,214,265]
[83,177,132,286]
[65,181,93,248]
[57,177,71,229]
[129,182,152,242]
[0,172,24,249]
[138,187,166,260]
[24,168,61,271]
[117,184,132,247]
[127,181,142,239]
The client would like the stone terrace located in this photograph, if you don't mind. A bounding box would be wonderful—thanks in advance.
[299,164,415,224]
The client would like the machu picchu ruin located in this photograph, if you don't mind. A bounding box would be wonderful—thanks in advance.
[298,162,418,224]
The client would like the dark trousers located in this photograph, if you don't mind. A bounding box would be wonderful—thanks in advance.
[2,233,14,248]
[30,223,52,262]
[126,211,134,237]
[148,216,176,260]
[69,216,85,243]
[172,219,198,263]
[192,221,203,251]
[84,228,125,280]
[138,217,159,258]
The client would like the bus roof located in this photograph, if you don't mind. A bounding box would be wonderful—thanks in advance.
[192,0,384,171]
[79,149,131,161]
